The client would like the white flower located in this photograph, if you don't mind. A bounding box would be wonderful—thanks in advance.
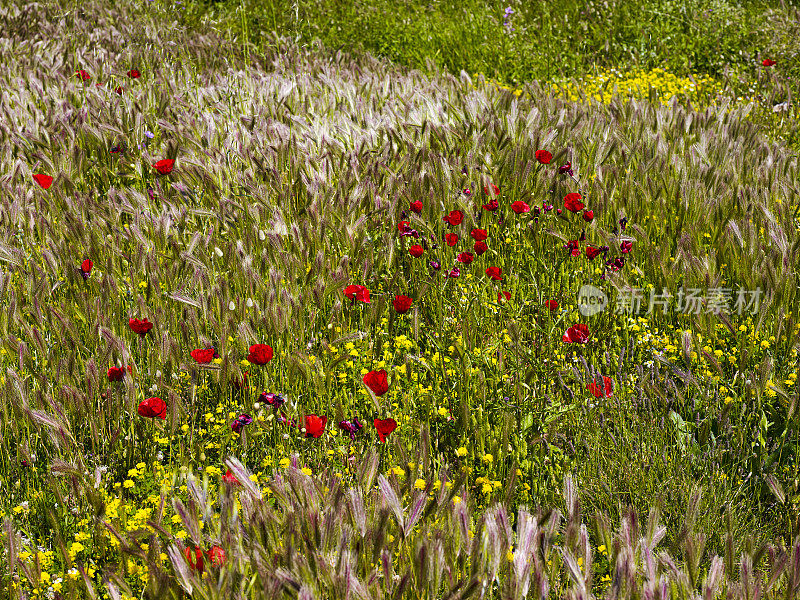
[246,298,254,308]
[258,230,266,241]
[214,247,223,257]
[229,301,236,311]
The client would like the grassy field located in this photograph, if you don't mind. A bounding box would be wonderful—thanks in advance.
[0,0,799,598]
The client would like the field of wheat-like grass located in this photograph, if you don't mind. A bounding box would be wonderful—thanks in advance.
[0,1,799,598]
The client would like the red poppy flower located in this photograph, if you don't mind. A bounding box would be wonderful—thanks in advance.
[483,184,500,196]
[474,240,488,255]
[129,318,153,336]
[457,252,474,264]
[485,267,503,281]
[545,299,558,312]
[191,348,215,364]
[247,344,273,365]
[344,284,371,303]
[127,69,141,78]
[482,199,499,212]
[185,546,204,573]
[33,174,54,189]
[393,295,413,314]
[587,376,613,398]
[535,150,552,164]
[115,86,123,95]
[153,159,175,175]
[470,229,488,241]
[304,414,327,438]
[562,324,590,343]
[511,201,530,214]
[409,245,424,258]
[582,210,594,222]
[222,469,240,485]
[107,367,126,382]
[374,418,397,442]
[363,369,389,396]
[443,210,464,226]
[410,201,423,214]
[80,259,93,280]
[558,161,573,175]
[445,233,459,247]
[620,240,633,254]
[762,59,776,67]
[207,546,226,567]
[138,397,167,419]
[585,246,602,259]
[564,193,584,213]
[498,291,511,303]
[397,220,411,232]
[75,69,91,81]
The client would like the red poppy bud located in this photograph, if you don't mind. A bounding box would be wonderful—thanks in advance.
[343,284,371,303]
[191,348,215,364]
[470,229,488,241]
[374,418,397,442]
[129,318,153,336]
[107,367,126,382]
[562,324,590,343]
[587,376,614,398]
[485,267,503,281]
[207,546,226,567]
[304,414,327,438]
[153,159,175,175]
[33,174,54,189]
[408,245,424,258]
[127,69,141,78]
[246,344,273,365]
[511,201,530,214]
[138,397,167,419]
[498,291,511,303]
[363,370,389,396]
[184,546,204,573]
[443,210,464,226]
[582,210,594,222]
[393,295,413,314]
[545,299,558,312]
[564,193,584,213]
[222,469,240,485]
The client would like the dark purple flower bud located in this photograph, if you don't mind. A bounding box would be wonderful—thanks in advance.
[260,391,286,409]
[338,418,363,440]
[558,162,573,176]
[448,267,461,278]
[231,413,253,433]
[619,217,628,231]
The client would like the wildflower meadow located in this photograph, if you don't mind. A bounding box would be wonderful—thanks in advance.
[0,0,799,598]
